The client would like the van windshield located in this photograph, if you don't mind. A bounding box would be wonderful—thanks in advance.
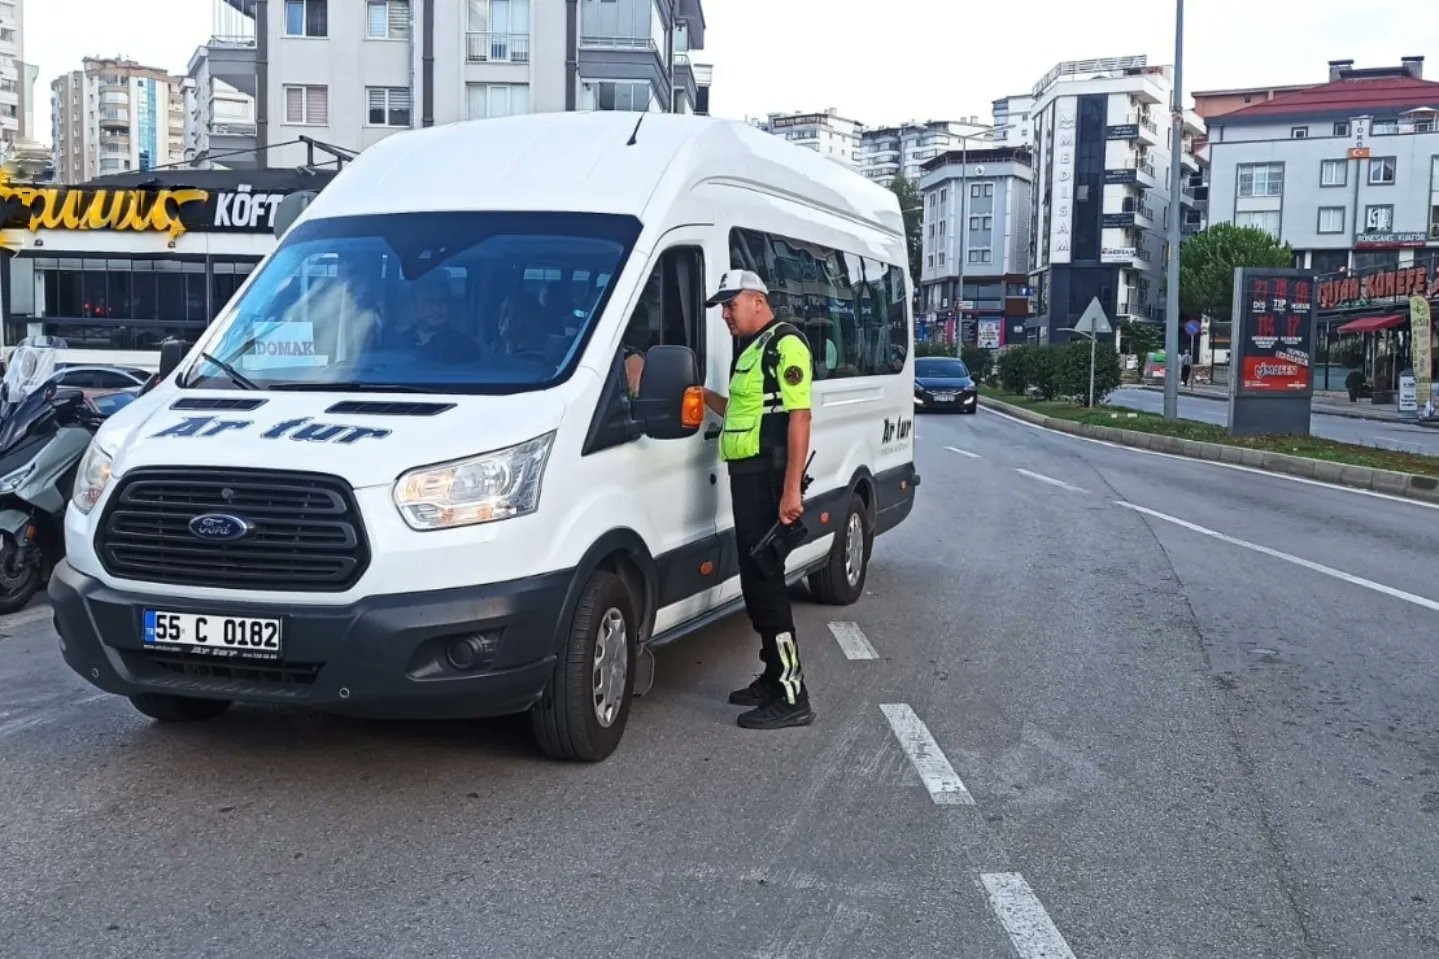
[183,211,642,394]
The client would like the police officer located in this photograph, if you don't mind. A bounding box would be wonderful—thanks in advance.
[702,270,816,730]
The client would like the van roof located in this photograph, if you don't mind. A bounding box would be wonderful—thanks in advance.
[297,112,905,239]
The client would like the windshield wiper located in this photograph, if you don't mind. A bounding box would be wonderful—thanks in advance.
[195,351,260,391]
[266,381,433,394]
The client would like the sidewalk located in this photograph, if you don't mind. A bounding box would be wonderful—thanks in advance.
[1134,383,1439,428]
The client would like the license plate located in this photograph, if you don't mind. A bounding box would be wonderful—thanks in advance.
[143,609,283,659]
[934,393,955,402]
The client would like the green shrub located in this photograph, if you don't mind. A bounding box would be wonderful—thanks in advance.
[1057,340,1123,406]
[997,345,1031,394]
[961,346,994,384]
[1029,345,1064,400]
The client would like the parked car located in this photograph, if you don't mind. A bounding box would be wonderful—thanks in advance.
[45,365,151,394]
[914,357,978,413]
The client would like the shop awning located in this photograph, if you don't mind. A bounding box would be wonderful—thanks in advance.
[1336,313,1406,334]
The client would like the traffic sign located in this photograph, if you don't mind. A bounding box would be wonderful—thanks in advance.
[1184,319,1201,337]
[1072,297,1112,336]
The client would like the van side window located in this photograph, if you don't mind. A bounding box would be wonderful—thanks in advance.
[728,227,908,380]
[618,246,705,395]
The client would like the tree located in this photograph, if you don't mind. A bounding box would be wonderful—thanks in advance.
[1179,223,1294,328]
[1117,318,1162,357]
[889,174,923,285]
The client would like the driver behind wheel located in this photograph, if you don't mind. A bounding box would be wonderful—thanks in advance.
[408,270,481,364]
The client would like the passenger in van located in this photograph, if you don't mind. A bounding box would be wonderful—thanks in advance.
[702,269,817,731]
[407,271,482,363]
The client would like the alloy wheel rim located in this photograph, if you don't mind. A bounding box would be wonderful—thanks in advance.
[844,512,865,588]
[592,607,628,728]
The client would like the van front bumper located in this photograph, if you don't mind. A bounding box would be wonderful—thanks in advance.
[48,560,570,720]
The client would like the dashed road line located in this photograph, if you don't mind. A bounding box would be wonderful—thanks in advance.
[945,446,982,459]
[981,872,1078,959]
[981,404,1439,512]
[827,622,878,660]
[1116,501,1439,614]
[879,703,974,806]
[1014,468,1089,494]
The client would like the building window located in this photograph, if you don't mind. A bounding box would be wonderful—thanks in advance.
[1317,207,1345,234]
[1237,162,1283,198]
[283,84,328,125]
[1430,206,1439,240]
[1320,159,1347,187]
[1333,121,1350,136]
[969,215,992,231]
[367,86,411,126]
[1363,204,1394,233]
[1234,210,1280,238]
[1369,157,1396,185]
[466,0,531,61]
[284,0,328,37]
[367,0,410,39]
[970,182,993,198]
[581,79,654,112]
[466,82,530,120]
[967,249,992,264]
[1291,126,1308,139]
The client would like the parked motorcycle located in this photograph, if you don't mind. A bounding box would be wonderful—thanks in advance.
[0,339,134,613]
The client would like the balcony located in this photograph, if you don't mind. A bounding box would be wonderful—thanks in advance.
[100,115,130,131]
[1122,196,1156,229]
[466,32,531,64]
[579,35,657,53]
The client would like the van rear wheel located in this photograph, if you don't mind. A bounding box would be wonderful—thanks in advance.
[530,570,637,762]
[807,492,871,606]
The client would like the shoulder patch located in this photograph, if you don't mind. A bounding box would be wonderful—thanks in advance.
[783,365,805,386]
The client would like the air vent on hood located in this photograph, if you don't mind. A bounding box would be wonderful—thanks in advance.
[171,397,268,411]
[324,401,456,417]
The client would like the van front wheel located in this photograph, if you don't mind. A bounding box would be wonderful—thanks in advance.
[807,492,871,606]
[530,570,637,762]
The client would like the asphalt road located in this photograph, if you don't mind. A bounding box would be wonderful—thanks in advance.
[3,406,1439,958]
[1108,386,1439,457]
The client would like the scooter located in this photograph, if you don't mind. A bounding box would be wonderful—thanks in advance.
[0,340,132,613]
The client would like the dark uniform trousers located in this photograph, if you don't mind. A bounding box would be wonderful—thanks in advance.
[729,464,807,705]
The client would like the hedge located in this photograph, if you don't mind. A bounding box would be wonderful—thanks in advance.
[994,342,1121,406]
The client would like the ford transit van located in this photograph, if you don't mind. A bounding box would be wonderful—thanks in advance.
[49,113,919,761]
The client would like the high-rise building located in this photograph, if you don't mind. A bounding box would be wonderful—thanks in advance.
[1025,55,1204,344]
[0,0,24,151]
[758,108,862,168]
[187,0,713,170]
[857,119,992,186]
[918,146,1035,348]
[51,58,186,182]
[990,94,1035,148]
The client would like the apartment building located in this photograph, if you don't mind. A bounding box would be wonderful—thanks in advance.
[918,147,1035,347]
[50,58,185,182]
[0,0,25,150]
[858,118,991,186]
[991,94,1035,148]
[758,108,862,167]
[1206,57,1438,278]
[187,0,711,170]
[1026,55,1204,344]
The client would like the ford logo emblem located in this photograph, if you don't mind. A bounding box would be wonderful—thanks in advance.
[188,513,252,542]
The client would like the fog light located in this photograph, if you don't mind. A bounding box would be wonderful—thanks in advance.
[446,633,499,671]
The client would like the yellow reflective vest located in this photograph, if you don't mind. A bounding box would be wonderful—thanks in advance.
[720,321,812,465]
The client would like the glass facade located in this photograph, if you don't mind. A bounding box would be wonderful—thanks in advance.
[6,256,258,352]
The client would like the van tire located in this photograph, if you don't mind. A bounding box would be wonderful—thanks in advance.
[807,492,871,606]
[529,570,637,762]
[128,693,233,722]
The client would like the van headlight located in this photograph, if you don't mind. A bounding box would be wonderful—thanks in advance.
[72,443,114,514]
[393,432,555,531]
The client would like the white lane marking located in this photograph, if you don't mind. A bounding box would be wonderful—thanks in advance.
[1014,468,1089,494]
[981,872,1078,959]
[1,605,53,630]
[879,703,974,805]
[981,405,1439,513]
[1116,501,1439,613]
[827,622,878,660]
[945,446,982,459]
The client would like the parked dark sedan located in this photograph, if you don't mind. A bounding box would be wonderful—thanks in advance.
[914,356,978,413]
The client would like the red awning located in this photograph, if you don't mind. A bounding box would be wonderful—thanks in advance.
[1336,313,1406,334]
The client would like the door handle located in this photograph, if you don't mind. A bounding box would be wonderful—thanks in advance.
[704,424,720,440]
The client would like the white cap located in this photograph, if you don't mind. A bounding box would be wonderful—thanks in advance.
[705,269,770,307]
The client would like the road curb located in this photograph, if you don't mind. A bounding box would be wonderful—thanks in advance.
[983,397,1439,505]
[1130,384,1439,428]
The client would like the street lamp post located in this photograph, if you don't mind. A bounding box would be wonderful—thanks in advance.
[956,132,967,358]
[1163,0,1185,421]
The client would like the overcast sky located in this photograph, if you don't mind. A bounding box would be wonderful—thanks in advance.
[25,0,1439,145]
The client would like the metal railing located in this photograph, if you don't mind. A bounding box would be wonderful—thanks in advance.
[578,35,657,52]
[465,32,531,64]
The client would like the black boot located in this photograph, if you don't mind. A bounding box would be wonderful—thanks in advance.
[728,647,780,706]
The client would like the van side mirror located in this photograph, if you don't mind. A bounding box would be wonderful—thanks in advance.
[631,345,703,440]
[157,338,191,381]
